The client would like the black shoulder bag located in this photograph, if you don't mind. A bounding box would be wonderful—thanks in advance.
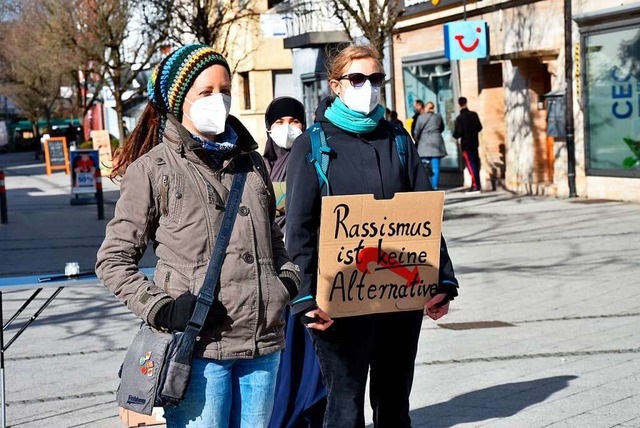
[117,168,247,415]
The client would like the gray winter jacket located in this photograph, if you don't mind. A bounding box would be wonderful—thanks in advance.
[96,115,299,360]
[412,111,447,158]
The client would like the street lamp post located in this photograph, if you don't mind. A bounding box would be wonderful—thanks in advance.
[565,0,577,197]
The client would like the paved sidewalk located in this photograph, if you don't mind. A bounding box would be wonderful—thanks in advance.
[1,151,639,427]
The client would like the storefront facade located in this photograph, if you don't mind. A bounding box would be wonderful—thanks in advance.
[575,3,640,201]
[394,0,640,201]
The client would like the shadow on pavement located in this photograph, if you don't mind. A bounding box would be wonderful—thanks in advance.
[407,375,578,427]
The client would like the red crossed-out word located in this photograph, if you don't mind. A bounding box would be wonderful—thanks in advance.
[356,247,421,287]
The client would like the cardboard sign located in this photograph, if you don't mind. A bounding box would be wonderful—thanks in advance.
[317,191,445,318]
[444,21,489,60]
[43,137,70,175]
[91,129,112,173]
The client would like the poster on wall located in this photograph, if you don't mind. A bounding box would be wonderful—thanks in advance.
[316,191,445,318]
[70,149,99,195]
[444,21,489,60]
[91,130,112,174]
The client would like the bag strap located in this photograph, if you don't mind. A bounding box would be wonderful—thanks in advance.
[306,123,333,196]
[391,123,408,172]
[184,163,247,337]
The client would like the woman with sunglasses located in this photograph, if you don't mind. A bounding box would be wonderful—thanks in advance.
[285,44,459,427]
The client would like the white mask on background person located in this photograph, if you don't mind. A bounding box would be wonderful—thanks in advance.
[185,93,231,136]
[340,80,380,114]
[269,124,302,149]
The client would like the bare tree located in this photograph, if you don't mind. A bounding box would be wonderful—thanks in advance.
[88,0,171,144]
[283,0,403,104]
[157,0,262,73]
[1,0,170,147]
[331,0,402,57]
[40,0,107,122]
[0,0,68,149]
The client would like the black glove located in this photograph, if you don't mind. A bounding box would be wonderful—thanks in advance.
[153,291,197,332]
[206,300,228,328]
[280,276,299,299]
[154,292,229,332]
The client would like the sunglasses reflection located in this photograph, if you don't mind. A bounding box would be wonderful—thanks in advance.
[338,73,386,87]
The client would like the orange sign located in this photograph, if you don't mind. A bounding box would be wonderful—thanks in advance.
[44,137,70,175]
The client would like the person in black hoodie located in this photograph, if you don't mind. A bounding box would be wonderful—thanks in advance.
[264,97,329,428]
[285,44,459,428]
[262,96,306,230]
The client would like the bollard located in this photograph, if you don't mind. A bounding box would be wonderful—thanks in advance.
[95,168,104,220]
[0,170,7,224]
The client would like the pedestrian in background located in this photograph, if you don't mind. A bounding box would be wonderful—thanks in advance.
[285,44,459,428]
[389,110,405,128]
[96,44,299,428]
[410,99,425,137]
[412,101,447,190]
[265,98,327,428]
[453,96,483,192]
[262,96,305,230]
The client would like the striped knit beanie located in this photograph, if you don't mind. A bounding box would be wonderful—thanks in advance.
[147,44,230,121]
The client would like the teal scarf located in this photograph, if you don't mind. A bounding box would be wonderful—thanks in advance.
[325,97,385,134]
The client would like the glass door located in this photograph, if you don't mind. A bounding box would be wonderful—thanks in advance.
[403,59,460,169]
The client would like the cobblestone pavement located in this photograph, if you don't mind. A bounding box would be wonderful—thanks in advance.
[1,151,639,427]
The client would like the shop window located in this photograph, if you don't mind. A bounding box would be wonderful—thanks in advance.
[584,25,640,176]
[402,59,460,170]
[301,72,329,127]
[273,70,295,99]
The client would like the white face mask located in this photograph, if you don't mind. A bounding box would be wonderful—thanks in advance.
[185,93,231,136]
[340,80,380,114]
[269,124,302,149]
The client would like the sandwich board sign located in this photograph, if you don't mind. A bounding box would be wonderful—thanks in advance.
[316,191,445,318]
[44,137,70,175]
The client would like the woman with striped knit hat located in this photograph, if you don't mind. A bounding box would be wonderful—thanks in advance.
[96,44,299,427]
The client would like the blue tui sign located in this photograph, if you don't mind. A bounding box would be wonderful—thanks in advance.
[444,21,489,60]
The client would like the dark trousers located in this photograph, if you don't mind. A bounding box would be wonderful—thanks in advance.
[309,310,424,428]
[462,146,481,190]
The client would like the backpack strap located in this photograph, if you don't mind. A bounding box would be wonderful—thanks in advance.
[306,123,334,196]
[389,122,408,172]
[306,121,406,196]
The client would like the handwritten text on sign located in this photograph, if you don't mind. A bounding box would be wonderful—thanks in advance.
[317,191,445,318]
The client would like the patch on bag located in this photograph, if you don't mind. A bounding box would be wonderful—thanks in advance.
[126,395,147,405]
[139,352,155,377]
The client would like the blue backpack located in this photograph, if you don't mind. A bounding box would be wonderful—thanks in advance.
[305,122,408,196]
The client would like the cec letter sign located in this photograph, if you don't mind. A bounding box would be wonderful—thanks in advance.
[444,21,488,60]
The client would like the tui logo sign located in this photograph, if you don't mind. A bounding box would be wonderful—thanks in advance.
[444,21,489,60]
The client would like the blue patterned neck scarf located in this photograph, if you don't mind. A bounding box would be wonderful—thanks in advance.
[191,125,238,170]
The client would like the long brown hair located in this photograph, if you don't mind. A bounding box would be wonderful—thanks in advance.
[326,44,383,82]
[109,103,163,179]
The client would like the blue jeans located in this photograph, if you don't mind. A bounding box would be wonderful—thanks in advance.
[421,157,441,190]
[164,352,281,428]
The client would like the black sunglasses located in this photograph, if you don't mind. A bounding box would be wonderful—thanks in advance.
[337,72,386,88]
